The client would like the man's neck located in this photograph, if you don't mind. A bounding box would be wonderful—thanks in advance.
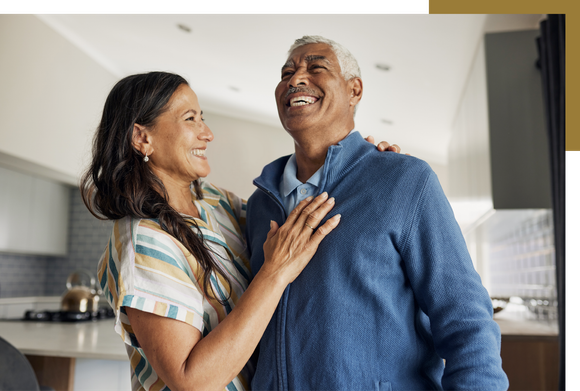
[293,127,354,183]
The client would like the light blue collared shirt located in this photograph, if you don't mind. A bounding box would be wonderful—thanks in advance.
[279,129,358,215]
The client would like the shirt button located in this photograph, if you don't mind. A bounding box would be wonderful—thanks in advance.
[300,188,308,195]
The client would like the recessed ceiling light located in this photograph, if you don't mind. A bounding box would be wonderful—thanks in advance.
[177,24,191,33]
[381,119,393,125]
[375,63,391,71]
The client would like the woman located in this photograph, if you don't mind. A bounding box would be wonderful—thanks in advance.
[81,72,396,391]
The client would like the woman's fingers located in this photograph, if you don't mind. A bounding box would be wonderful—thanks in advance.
[266,220,279,240]
[261,191,341,284]
[377,141,399,152]
[387,143,401,153]
[285,192,328,227]
[300,196,335,231]
[364,136,404,154]
[273,191,337,245]
[308,213,341,246]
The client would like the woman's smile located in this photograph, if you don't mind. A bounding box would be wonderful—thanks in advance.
[191,149,207,158]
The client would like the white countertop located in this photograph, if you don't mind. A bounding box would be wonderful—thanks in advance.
[0,319,128,361]
[493,309,559,337]
[0,308,558,362]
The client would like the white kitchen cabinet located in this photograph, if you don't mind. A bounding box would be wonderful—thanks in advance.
[0,165,70,255]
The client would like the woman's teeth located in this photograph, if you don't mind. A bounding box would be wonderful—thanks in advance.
[290,96,317,107]
[191,149,205,157]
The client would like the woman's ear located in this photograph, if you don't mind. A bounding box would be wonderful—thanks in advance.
[132,123,153,156]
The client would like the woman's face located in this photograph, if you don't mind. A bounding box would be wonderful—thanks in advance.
[145,84,214,184]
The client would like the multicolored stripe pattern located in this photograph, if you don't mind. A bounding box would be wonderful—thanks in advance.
[97,182,252,391]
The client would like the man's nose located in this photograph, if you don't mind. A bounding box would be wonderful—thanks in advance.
[288,68,308,87]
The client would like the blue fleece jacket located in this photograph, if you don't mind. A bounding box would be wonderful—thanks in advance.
[246,132,508,391]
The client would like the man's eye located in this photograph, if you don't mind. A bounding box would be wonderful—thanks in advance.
[282,71,293,79]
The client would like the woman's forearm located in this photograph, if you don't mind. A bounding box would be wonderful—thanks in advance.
[183,269,288,390]
[126,194,340,391]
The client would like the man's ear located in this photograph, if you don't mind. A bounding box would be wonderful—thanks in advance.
[349,77,363,107]
[132,123,153,156]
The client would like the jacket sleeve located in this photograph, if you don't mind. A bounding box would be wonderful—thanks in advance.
[399,169,509,390]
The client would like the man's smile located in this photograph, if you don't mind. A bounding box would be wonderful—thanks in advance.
[283,86,321,109]
[289,95,319,107]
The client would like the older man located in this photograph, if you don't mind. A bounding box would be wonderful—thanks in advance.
[246,36,508,391]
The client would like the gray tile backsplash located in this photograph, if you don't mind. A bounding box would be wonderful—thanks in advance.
[0,185,559,324]
[0,187,112,298]
[488,210,556,300]
[0,253,50,297]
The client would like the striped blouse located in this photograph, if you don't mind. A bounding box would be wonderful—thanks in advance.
[97,182,253,391]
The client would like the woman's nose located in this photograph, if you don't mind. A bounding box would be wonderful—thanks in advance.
[200,123,214,142]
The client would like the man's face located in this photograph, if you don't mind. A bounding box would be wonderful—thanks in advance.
[275,43,358,135]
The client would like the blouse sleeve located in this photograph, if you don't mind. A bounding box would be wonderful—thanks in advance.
[226,191,247,236]
[202,181,247,235]
[98,217,207,349]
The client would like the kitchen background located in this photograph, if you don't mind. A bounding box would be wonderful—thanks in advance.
[0,13,563,391]
[0,185,558,308]
[0,9,565,391]
[0,185,112,298]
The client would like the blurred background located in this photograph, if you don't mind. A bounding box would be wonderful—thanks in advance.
[0,14,564,391]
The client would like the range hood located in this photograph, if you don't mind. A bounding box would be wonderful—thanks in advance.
[448,29,551,233]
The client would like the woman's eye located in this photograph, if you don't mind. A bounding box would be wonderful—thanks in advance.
[186,116,194,121]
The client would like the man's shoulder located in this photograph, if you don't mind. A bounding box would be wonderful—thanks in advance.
[247,154,292,205]
[247,185,275,209]
[362,150,433,180]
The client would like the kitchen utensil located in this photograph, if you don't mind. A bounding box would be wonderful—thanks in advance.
[60,270,100,313]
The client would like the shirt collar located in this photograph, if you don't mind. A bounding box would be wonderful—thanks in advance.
[280,129,359,197]
[280,153,326,198]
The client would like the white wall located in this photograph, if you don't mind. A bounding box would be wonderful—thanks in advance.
[0,15,117,184]
[0,14,447,200]
[202,112,449,200]
[0,14,293,196]
[203,113,294,200]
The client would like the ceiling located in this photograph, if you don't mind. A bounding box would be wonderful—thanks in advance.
[38,14,541,166]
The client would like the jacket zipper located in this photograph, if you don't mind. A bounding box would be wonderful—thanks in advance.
[254,184,289,391]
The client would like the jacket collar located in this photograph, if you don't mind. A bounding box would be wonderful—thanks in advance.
[253,131,372,196]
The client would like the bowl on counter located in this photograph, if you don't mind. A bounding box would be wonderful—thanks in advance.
[490,297,510,314]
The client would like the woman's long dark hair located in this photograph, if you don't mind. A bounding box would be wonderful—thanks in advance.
[80,71,231,304]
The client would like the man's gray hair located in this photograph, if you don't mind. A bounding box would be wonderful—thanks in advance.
[288,35,361,81]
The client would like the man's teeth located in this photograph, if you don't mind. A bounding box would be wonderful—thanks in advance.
[191,149,205,157]
[290,96,317,107]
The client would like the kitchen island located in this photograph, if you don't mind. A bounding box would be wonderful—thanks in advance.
[0,319,130,391]
[1,309,560,391]
[494,308,559,391]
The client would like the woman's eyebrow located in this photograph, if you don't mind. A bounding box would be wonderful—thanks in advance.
[182,109,198,116]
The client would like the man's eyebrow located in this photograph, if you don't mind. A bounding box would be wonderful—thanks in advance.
[304,55,330,64]
[281,55,331,72]
[281,59,294,71]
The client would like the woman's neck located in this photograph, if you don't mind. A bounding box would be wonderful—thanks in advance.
[153,170,201,219]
